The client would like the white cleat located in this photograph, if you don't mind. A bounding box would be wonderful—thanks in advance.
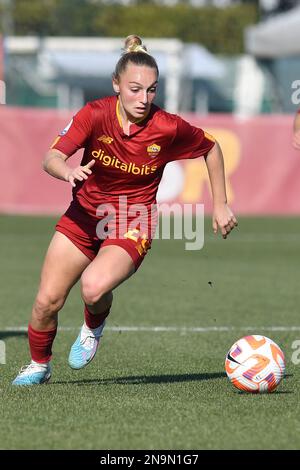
[12,361,51,386]
[68,321,105,370]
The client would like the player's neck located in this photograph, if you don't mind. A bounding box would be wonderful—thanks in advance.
[117,101,135,134]
[117,99,148,135]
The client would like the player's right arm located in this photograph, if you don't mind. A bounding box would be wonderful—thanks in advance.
[43,103,95,186]
[293,110,300,150]
[43,149,95,188]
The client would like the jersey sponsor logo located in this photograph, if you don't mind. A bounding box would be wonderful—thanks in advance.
[147,143,161,158]
[59,119,73,136]
[97,135,114,144]
[92,147,157,176]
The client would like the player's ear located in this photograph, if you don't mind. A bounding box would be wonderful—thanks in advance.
[112,78,120,94]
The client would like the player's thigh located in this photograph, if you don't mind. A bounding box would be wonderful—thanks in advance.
[81,244,135,295]
[38,231,91,299]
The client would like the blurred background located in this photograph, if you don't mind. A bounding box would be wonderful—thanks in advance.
[1,3,300,452]
[1,0,300,215]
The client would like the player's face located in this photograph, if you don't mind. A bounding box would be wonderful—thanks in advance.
[113,64,158,121]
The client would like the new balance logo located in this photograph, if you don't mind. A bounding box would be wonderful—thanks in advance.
[98,135,114,144]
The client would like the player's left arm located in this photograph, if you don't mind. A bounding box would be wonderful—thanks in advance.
[293,110,300,150]
[205,141,238,239]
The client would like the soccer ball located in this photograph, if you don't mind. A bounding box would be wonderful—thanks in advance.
[225,335,285,393]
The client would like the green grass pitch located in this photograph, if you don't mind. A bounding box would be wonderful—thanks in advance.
[0,214,299,450]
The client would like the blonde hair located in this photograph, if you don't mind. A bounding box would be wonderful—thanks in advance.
[113,35,158,81]
[123,35,149,55]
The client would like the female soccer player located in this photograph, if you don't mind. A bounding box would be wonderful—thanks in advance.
[13,35,237,385]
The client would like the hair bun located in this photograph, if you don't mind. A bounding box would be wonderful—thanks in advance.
[124,35,148,54]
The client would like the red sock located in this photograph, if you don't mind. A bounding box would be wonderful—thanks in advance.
[28,324,57,363]
[84,305,111,329]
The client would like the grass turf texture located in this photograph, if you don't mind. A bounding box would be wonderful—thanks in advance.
[0,214,299,450]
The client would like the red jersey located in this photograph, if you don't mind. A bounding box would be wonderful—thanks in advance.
[51,96,215,236]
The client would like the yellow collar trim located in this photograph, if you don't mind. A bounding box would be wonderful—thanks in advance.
[116,98,150,129]
[116,99,123,128]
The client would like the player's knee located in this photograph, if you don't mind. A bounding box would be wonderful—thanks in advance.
[81,277,111,306]
[34,292,65,318]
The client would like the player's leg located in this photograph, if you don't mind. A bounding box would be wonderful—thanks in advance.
[31,231,91,330]
[68,244,136,369]
[12,231,91,385]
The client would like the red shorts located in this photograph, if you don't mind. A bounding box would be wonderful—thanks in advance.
[55,204,151,271]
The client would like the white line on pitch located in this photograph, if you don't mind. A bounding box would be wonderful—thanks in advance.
[2,325,300,333]
[206,234,300,243]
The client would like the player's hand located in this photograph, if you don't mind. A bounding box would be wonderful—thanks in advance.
[293,130,300,150]
[66,159,95,187]
[212,203,238,239]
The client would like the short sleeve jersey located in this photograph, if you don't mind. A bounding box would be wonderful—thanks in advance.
[51,95,215,219]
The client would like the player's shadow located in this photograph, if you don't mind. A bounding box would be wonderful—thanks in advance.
[55,373,294,391]
[54,371,226,386]
[0,331,28,340]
